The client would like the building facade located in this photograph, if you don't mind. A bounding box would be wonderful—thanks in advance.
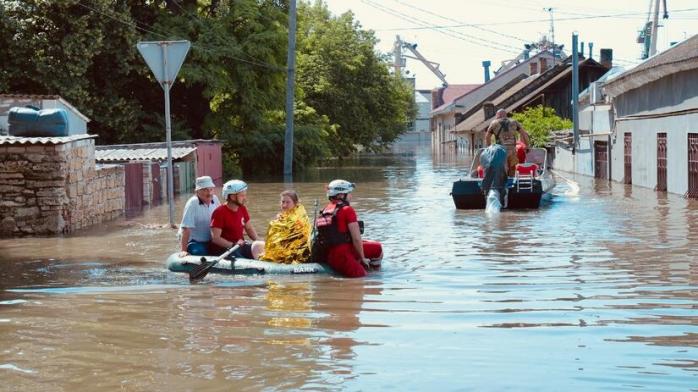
[602,36,698,197]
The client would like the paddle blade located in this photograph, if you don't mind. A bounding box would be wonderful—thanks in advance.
[188,258,217,281]
[188,245,239,282]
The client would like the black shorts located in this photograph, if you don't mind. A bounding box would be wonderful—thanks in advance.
[229,242,253,259]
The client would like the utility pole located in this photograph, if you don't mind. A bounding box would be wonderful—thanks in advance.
[571,33,579,154]
[394,35,403,77]
[649,0,660,56]
[283,0,297,182]
[545,7,556,63]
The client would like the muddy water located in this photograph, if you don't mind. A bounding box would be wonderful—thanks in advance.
[1,144,697,391]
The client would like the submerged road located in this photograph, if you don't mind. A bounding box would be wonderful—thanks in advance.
[1,144,697,391]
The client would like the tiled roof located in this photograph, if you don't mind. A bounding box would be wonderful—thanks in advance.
[431,84,481,114]
[0,134,96,145]
[95,146,196,162]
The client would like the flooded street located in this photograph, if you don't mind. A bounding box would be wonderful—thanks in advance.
[1,144,697,391]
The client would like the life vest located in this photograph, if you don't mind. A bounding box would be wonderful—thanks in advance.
[494,119,517,149]
[314,201,353,247]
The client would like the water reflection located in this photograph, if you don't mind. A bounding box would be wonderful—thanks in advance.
[1,141,698,390]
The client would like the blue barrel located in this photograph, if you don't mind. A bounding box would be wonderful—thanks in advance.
[8,106,70,137]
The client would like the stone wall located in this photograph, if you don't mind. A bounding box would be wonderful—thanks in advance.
[0,136,124,236]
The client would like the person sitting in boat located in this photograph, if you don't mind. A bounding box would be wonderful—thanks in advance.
[485,109,531,177]
[313,179,382,278]
[178,176,220,257]
[259,190,312,264]
[209,179,265,260]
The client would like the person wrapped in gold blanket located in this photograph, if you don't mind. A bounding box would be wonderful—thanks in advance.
[260,190,312,264]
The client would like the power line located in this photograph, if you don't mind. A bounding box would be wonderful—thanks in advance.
[389,0,528,43]
[375,8,698,31]
[361,0,522,54]
[74,1,285,72]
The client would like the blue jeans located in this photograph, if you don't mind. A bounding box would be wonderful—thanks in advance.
[187,240,210,256]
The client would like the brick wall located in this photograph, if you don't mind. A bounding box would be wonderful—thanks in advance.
[0,138,124,236]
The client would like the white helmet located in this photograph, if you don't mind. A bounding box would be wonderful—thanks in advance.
[327,179,355,197]
[222,179,248,201]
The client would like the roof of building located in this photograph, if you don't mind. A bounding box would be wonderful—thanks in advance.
[604,34,698,96]
[0,94,91,122]
[431,84,481,114]
[431,51,555,116]
[94,139,221,162]
[0,134,96,145]
[96,139,223,150]
[95,146,197,162]
[456,57,607,133]
[455,75,539,133]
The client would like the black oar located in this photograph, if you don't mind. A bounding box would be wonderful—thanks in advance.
[188,244,239,282]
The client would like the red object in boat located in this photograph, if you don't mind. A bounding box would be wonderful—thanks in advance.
[516,141,527,163]
[516,163,538,176]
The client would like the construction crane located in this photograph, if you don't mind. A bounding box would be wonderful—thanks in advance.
[393,35,448,87]
[638,0,669,59]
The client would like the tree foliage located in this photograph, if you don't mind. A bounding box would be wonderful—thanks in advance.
[0,0,415,175]
[296,1,415,156]
[511,105,572,147]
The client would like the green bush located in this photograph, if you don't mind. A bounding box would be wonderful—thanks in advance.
[511,105,572,147]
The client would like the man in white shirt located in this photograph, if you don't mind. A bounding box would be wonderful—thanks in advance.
[178,176,220,256]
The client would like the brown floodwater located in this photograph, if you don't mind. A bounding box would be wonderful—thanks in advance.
[1,143,697,391]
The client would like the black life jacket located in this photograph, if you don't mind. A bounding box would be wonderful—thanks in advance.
[314,201,353,247]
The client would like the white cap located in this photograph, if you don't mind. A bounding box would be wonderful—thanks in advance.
[195,176,215,191]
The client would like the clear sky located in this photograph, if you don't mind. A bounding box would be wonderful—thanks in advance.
[323,0,698,89]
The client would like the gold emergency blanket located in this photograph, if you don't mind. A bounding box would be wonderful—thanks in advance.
[260,204,312,264]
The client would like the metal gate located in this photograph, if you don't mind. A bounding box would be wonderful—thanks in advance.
[124,162,144,216]
[195,143,223,186]
[624,133,632,184]
[594,141,608,179]
[688,133,698,198]
[151,162,161,205]
[656,133,667,192]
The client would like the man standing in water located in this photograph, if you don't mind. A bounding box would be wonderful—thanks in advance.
[210,179,265,259]
[178,176,220,257]
[485,109,531,176]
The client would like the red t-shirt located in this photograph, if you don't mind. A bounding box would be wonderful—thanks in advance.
[331,203,357,233]
[210,204,250,243]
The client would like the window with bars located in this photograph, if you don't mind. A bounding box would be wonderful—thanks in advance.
[594,141,608,179]
[688,133,698,198]
[624,133,632,185]
[656,133,667,192]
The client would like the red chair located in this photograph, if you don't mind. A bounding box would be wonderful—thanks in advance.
[515,163,538,191]
[515,163,538,176]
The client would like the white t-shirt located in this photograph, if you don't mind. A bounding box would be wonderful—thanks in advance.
[179,194,220,242]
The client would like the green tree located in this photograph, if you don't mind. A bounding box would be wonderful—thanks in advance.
[0,0,143,144]
[511,105,572,147]
[296,1,415,157]
[1,0,415,175]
